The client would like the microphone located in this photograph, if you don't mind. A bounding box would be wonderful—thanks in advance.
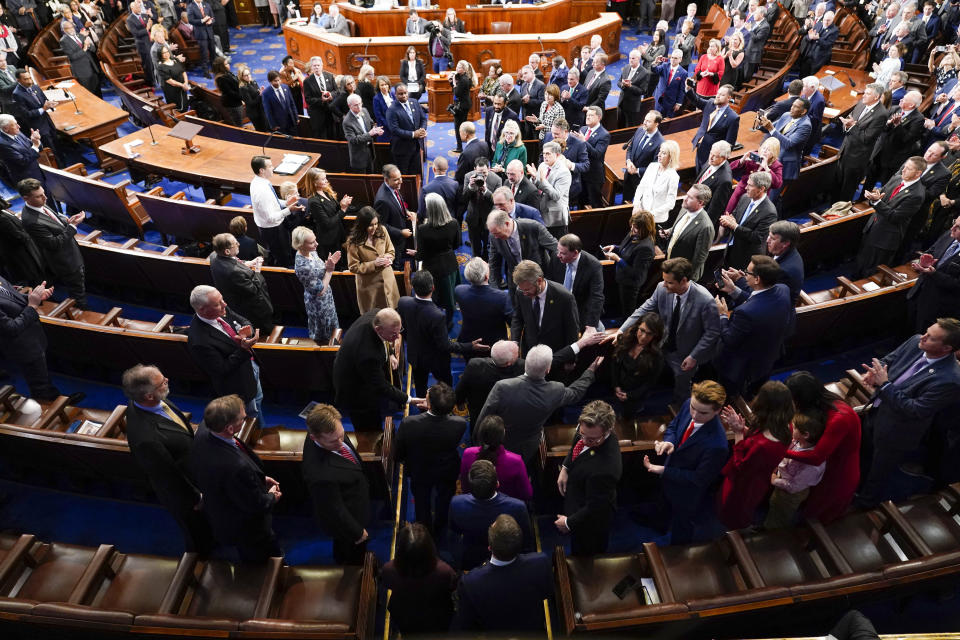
[843,71,856,88]
[363,37,371,62]
[261,130,292,157]
[141,105,159,145]
[68,91,82,115]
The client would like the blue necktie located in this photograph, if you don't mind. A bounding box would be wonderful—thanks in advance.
[563,264,574,291]
[942,240,960,263]
[728,201,756,246]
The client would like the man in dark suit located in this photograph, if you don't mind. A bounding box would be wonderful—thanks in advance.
[486,210,557,291]
[865,90,925,189]
[0,114,44,188]
[798,10,839,76]
[644,380,729,544]
[127,0,158,83]
[765,79,803,123]
[456,256,513,352]
[0,207,44,287]
[262,70,299,135]
[342,94,383,174]
[374,164,416,269]
[759,97,813,182]
[187,284,263,418]
[0,56,20,115]
[395,382,466,534]
[302,403,370,564]
[333,308,416,432]
[555,400,622,555]
[743,7,771,78]
[10,69,60,160]
[856,156,926,277]
[122,364,213,554]
[491,186,544,224]
[398,271,481,397]
[908,215,960,332]
[18,179,87,308]
[692,141,733,224]
[662,185,715,281]
[581,54,612,111]
[834,83,889,202]
[417,157,459,221]
[517,65,545,139]
[547,234,604,332]
[510,259,579,355]
[688,84,741,173]
[651,50,688,118]
[720,171,778,270]
[58,20,100,97]
[560,69,589,128]
[575,106,611,208]
[617,49,649,127]
[548,118,589,207]
[623,110,665,203]
[453,121,488,186]
[462,157,502,260]
[766,220,805,301]
[715,256,794,398]
[503,160,542,209]
[455,339,523,428]
[303,57,337,139]
[449,463,533,571]
[185,0,215,77]
[209,233,274,333]
[386,83,426,177]
[856,319,960,507]
[483,93,519,154]
[190,395,281,563]
[498,74,523,117]
[898,141,951,261]
[798,78,825,155]
[0,276,61,400]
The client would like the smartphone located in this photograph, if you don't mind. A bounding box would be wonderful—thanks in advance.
[714,267,724,284]
[937,45,949,53]
[749,152,762,163]
[613,575,639,600]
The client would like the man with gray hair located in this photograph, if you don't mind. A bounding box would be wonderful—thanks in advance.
[187,284,264,419]
[528,140,571,238]
[477,343,602,464]
[486,209,557,290]
[499,73,522,115]
[720,170,777,269]
[209,232,273,333]
[661,185,714,280]
[866,89,925,189]
[834,82,889,202]
[122,364,213,554]
[503,159,541,209]
[510,259,579,355]
[0,113,44,188]
[304,56,337,138]
[342,93,383,173]
[491,185,544,224]
[692,140,732,223]
[455,339,524,428]
[456,257,514,348]
[799,75,825,156]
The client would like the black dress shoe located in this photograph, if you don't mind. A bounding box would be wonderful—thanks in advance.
[65,391,87,406]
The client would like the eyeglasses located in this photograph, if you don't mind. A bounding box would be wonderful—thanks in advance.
[744,270,757,276]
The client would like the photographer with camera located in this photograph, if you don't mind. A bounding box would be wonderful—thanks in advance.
[462,157,502,260]
[425,20,452,73]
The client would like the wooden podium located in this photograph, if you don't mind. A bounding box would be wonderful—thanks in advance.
[426,73,481,124]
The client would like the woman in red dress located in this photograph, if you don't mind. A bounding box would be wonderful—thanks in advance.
[717,381,793,530]
[693,39,725,98]
[784,371,862,522]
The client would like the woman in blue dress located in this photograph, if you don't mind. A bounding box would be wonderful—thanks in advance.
[292,226,340,343]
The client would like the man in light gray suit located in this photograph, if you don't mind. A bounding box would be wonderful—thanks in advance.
[342,94,383,173]
[477,343,602,465]
[661,185,715,281]
[609,257,721,405]
[406,9,426,35]
[528,140,571,239]
[326,4,351,36]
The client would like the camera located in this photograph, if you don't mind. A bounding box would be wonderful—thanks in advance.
[749,152,761,163]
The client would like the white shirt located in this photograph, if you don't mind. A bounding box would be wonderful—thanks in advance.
[406,61,418,82]
[197,314,234,337]
[250,175,290,229]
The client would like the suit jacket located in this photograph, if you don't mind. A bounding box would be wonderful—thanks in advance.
[775,246,805,301]
[454,137,488,185]
[839,101,889,168]
[209,253,274,332]
[478,370,595,461]
[562,431,621,550]
[454,355,524,427]
[801,23,838,69]
[0,209,44,286]
[455,283,513,346]
[510,280,579,355]
[582,71,611,108]
[0,133,43,192]
[397,295,469,372]
[327,13,350,35]
[876,107,925,169]
[185,2,214,39]
[342,107,377,168]
[487,218,557,289]
[725,195,778,270]
[453,552,552,631]
[745,19,771,63]
[483,105,519,151]
[666,209,714,281]
[580,125,610,187]
[302,435,369,542]
[765,95,796,124]
[386,98,425,162]
[418,175,459,220]
[303,71,336,124]
[262,83,298,134]
[405,16,425,35]
[374,181,412,257]
[502,87,523,117]
[868,333,960,450]
[189,424,275,546]
[187,310,260,401]
[625,128,665,178]
[399,59,426,94]
[533,161,571,228]
[690,97,740,172]
[127,10,154,43]
[717,283,793,387]
[767,113,813,180]
[652,63,688,117]
[448,492,533,570]
[333,309,408,408]
[560,82,588,127]
[624,280,720,363]
[862,176,925,251]
[59,33,98,85]
[506,177,541,209]
[395,411,465,482]
[660,399,730,513]
[509,202,545,224]
[546,251,604,329]
[0,274,46,361]
[11,82,55,139]
[694,161,733,224]
[20,204,82,279]
[617,64,649,112]
[125,401,199,516]
[559,135,589,200]
[518,78,545,120]
[908,230,960,325]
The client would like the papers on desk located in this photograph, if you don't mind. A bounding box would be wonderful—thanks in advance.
[44,88,71,102]
[640,578,660,604]
[861,281,880,292]
[54,80,76,89]
[274,153,311,175]
[406,82,420,94]
[819,75,846,91]
[823,107,840,120]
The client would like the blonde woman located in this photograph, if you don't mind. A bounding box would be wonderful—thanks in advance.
[347,206,399,312]
[727,137,782,213]
[491,119,527,172]
[929,44,960,93]
[356,63,376,113]
[292,226,340,343]
[633,139,679,224]
[304,167,351,265]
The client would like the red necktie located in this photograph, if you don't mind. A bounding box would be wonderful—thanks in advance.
[890,182,905,198]
[339,444,358,464]
[216,317,241,344]
[679,420,696,446]
[571,439,586,461]
[545,166,551,178]
[668,69,674,85]
[937,104,956,127]
[197,2,205,17]
[394,188,406,211]
[585,128,592,140]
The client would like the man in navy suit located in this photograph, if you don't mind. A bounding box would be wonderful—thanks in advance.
[759,97,813,181]
[487,211,557,290]
[917,2,941,63]
[798,10,839,76]
[715,256,794,399]
[10,70,59,160]
[417,157,459,222]
[617,49,649,127]
[856,319,960,507]
[688,84,741,173]
[547,234,605,332]
[374,164,416,269]
[510,259,579,355]
[856,157,926,277]
[449,464,535,568]
[397,271,483,397]
[59,20,100,97]
[186,0,216,76]
[720,171,778,270]
[491,186,544,224]
[126,0,157,83]
[560,69,589,128]
[517,65,545,139]
[548,119,589,206]
[644,380,730,544]
[386,83,426,177]
[262,70,299,135]
[575,105,610,208]
[0,114,44,188]
[455,257,513,350]
[908,215,960,332]
[652,50,688,118]
[482,93,519,154]
[0,276,60,400]
[623,110,665,203]
[189,394,282,563]
[581,54,611,112]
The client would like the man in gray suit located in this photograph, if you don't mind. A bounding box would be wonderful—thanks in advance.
[609,257,721,404]
[528,140,571,238]
[405,9,425,35]
[326,4,350,36]
[661,185,714,281]
[487,210,557,291]
[342,94,383,174]
[477,343,602,465]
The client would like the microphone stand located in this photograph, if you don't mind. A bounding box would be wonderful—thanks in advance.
[141,105,159,145]
[69,92,82,115]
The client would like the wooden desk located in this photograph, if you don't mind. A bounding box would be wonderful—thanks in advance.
[775,66,872,124]
[426,73,481,123]
[99,125,320,194]
[42,79,130,173]
[300,0,605,23]
[337,0,571,37]
[283,13,621,77]
[604,112,766,197]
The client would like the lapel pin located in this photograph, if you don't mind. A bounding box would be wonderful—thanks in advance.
[589,450,595,456]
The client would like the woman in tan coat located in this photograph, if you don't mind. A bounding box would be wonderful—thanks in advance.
[346,206,399,312]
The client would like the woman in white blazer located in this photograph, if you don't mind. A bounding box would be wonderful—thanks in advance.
[633,139,679,224]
